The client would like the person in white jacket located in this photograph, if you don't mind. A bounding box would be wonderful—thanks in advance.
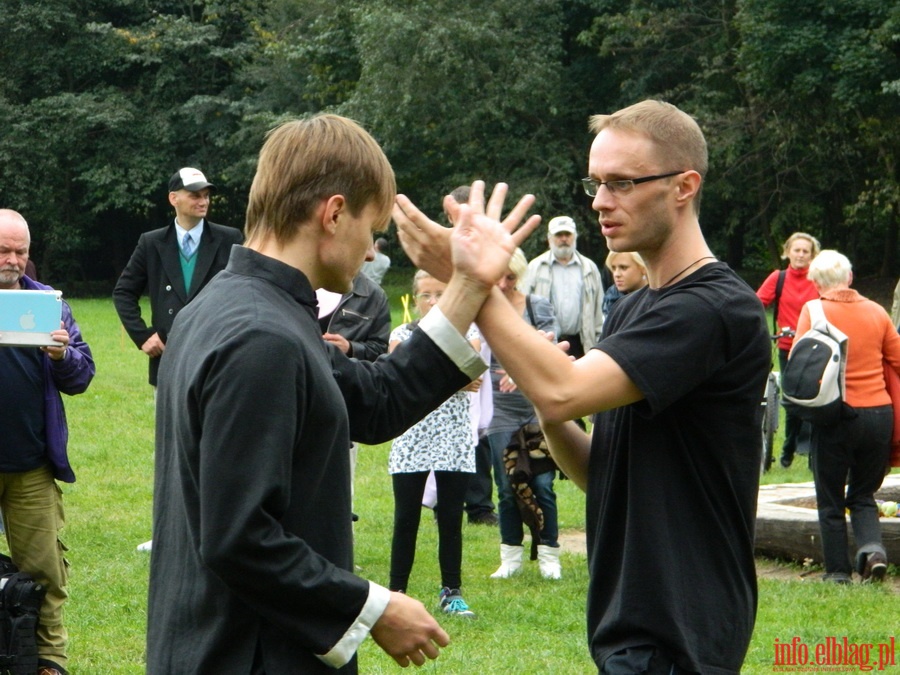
[522,216,604,359]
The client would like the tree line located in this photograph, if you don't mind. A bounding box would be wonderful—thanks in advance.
[0,0,897,290]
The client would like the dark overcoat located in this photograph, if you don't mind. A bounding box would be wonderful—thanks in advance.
[112,221,244,384]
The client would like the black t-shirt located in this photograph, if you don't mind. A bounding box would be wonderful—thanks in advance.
[588,262,770,674]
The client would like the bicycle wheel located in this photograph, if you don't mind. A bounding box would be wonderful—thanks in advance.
[761,372,779,473]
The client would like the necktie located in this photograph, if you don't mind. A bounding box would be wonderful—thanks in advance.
[182,232,194,257]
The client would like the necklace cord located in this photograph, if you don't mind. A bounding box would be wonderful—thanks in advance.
[660,256,717,288]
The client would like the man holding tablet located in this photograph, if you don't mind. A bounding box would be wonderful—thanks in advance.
[0,208,95,675]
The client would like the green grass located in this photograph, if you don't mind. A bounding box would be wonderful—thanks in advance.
[35,296,899,673]
[748,577,898,673]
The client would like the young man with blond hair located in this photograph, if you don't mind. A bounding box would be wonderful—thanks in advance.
[146,115,535,673]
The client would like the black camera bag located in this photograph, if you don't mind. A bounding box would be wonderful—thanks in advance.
[0,553,45,675]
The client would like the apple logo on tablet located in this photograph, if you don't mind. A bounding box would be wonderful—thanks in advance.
[19,310,36,330]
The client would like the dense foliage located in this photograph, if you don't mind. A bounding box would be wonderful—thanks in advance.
[0,0,897,286]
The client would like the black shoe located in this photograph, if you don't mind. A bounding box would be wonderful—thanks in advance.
[780,454,793,468]
[468,512,498,526]
[822,572,851,585]
[862,552,888,583]
[37,659,69,675]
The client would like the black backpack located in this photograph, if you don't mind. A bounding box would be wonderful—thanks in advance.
[781,299,854,426]
[0,553,45,675]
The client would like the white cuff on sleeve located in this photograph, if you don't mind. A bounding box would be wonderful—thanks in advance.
[316,582,391,668]
[419,306,487,381]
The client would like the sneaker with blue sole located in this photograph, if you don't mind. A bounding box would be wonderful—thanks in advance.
[438,587,477,618]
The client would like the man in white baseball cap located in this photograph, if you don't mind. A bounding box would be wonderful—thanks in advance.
[113,167,243,551]
[114,167,243,389]
[522,215,605,359]
[167,166,215,193]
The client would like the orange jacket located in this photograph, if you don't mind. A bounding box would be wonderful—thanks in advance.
[795,289,900,408]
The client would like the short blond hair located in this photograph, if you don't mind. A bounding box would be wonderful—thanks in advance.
[245,114,396,246]
[781,232,821,260]
[412,269,436,295]
[508,248,528,289]
[589,100,707,214]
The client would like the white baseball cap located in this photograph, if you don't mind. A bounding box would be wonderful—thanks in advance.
[548,216,577,235]
[168,167,215,193]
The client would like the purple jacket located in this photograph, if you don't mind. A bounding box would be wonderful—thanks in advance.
[20,276,95,482]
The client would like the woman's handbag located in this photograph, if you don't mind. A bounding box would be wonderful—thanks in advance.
[502,423,557,559]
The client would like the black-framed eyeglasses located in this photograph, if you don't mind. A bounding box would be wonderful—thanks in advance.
[581,171,685,197]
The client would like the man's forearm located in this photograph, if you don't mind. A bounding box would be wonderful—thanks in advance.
[435,274,492,338]
[540,419,591,492]
[477,287,643,424]
[475,287,577,418]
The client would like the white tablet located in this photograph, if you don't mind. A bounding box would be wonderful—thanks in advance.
[0,289,64,347]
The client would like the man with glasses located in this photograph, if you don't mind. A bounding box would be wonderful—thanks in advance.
[394,100,770,674]
[521,215,604,360]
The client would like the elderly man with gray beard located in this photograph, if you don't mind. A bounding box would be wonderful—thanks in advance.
[521,216,604,359]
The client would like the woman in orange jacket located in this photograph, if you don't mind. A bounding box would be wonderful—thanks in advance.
[795,250,900,584]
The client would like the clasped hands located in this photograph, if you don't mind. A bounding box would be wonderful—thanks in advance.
[392,181,541,288]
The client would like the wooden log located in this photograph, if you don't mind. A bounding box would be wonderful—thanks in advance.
[754,476,900,563]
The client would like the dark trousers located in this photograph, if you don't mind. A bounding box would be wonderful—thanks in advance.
[778,349,811,459]
[390,470,469,592]
[601,646,697,674]
[464,436,495,518]
[809,405,892,575]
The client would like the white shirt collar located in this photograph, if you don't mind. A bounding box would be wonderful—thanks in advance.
[175,219,205,246]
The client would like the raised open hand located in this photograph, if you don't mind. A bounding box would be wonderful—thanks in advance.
[394,181,540,284]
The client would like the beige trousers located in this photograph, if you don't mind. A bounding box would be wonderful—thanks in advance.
[0,465,69,668]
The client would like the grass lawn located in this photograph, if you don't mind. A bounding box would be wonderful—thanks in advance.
[35,288,899,673]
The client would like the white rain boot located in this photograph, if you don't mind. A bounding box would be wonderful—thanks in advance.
[490,544,523,578]
[537,544,562,579]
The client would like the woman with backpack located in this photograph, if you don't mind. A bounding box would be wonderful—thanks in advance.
[795,250,900,584]
[756,232,821,467]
